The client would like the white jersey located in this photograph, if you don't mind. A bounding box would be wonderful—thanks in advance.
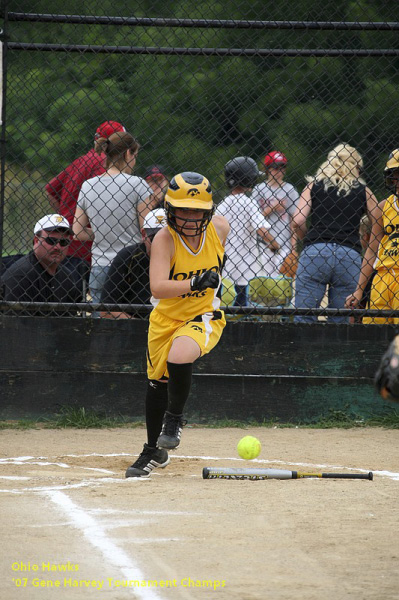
[78,173,151,267]
[251,181,299,252]
[216,193,270,285]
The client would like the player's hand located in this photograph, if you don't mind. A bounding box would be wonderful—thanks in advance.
[190,270,219,292]
[270,199,285,213]
[345,289,362,309]
[279,250,298,277]
[269,240,280,253]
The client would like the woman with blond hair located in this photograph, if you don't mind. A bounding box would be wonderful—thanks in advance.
[292,143,378,322]
[73,131,154,314]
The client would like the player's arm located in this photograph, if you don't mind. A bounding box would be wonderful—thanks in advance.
[150,229,219,298]
[292,183,313,240]
[149,228,191,298]
[257,226,280,252]
[72,205,94,241]
[288,188,300,252]
[137,194,159,230]
[289,214,298,252]
[365,186,379,231]
[248,201,280,251]
[261,205,274,218]
[252,186,277,218]
[345,199,384,308]
[212,214,230,246]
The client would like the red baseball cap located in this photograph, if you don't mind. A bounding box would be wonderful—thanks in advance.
[264,151,288,168]
[94,120,126,140]
[144,164,168,181]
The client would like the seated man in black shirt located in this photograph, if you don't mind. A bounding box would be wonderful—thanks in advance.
[2,214,84,315]
[101,208,167,319]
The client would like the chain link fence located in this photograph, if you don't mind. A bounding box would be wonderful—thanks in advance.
[1,1,399,322]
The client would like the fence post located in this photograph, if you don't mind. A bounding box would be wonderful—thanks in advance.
[0,0,9,268]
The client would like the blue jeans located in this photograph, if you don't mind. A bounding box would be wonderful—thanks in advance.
[234,284,249,307]
[89,265,111,318]
[294,243,362,323]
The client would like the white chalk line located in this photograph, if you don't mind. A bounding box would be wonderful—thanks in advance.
[0,477,152,494]
[0,457,114,474]
[44,490,165,600]
[0,475,31,480]
[1,453,398,494]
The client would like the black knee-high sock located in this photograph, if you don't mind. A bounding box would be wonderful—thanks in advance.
[145,380,168,447]
[166,362,193,415]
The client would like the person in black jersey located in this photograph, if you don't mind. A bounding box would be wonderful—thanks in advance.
[100,209,166,319]
[292,143,378,323]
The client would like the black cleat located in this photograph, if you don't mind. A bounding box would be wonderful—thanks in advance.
[157,411,186,449]
[125,444,170,478]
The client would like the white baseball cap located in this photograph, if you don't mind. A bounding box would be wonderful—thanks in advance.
[143,208,167,235]
[34,214,73,235]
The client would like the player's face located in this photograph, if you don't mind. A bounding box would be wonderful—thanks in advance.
[147,177,169,202]
[268,165,286,183]
[174,209,205,235]
[34,230,71,266]
[392,169,399,193]
[124,149,138,173]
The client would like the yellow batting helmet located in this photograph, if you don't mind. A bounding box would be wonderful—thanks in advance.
[384,149,399,191]
[165,172,214,236]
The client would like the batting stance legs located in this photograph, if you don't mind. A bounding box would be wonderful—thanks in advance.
[125,311,225,478]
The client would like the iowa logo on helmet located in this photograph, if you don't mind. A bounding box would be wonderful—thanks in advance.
[187,188,200,197]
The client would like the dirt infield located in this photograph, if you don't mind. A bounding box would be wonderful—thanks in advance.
[1,426,398,600]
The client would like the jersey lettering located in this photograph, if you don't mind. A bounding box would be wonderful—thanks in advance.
[179,290,207,299]
[172,265,220,281]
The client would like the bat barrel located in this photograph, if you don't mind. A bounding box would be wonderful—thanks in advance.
[203,467,294,479]
[203,467,373,480]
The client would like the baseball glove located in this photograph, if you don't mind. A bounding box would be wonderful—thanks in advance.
[374,335,399,402]
[279,250,298,278]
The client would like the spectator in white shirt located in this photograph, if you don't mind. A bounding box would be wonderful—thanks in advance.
[252,151,299,277]
[216,156,280,306]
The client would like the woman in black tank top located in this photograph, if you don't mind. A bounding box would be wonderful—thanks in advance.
[292,143,378,323]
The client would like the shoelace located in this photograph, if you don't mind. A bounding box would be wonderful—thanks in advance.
[163,415,187,436]
[135,448,158,467]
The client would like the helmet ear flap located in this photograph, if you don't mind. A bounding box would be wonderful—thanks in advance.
[168,177,180,191]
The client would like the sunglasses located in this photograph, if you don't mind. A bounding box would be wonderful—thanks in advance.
[38,235,71,247]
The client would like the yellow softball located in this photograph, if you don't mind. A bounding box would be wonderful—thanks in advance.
[237,436,261,460]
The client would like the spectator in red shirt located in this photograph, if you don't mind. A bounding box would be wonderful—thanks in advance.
[45,120,126,268]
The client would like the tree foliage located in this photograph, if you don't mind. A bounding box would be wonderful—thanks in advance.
[2,0,399,236]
